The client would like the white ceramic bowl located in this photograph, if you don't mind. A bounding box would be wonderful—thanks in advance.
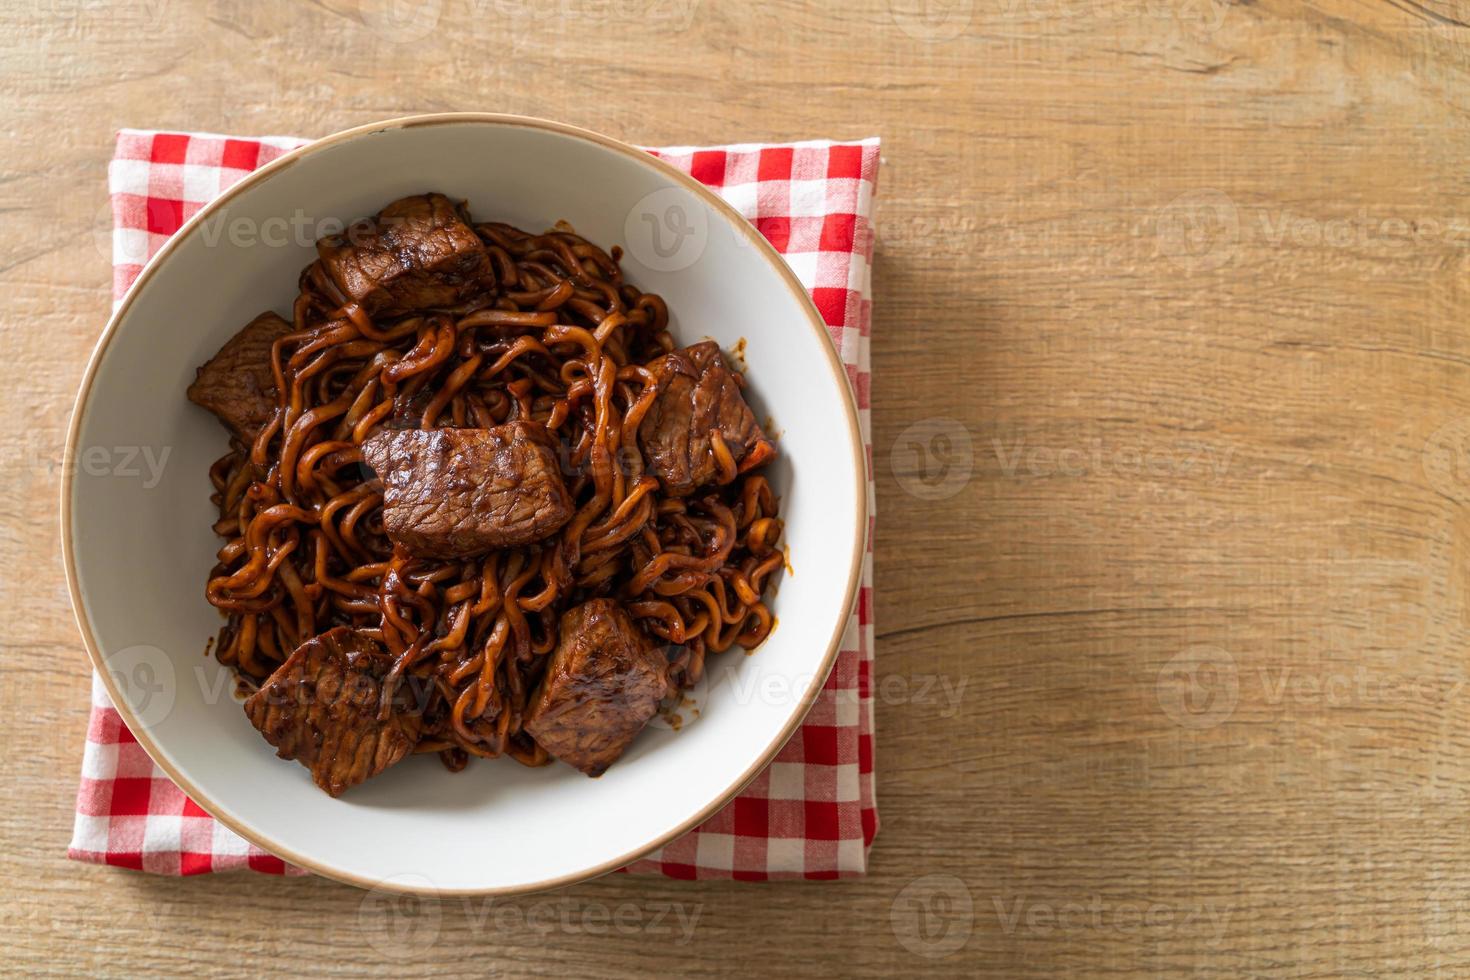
[63,114,865,894]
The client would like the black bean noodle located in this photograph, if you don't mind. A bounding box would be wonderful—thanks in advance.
[203,218,782,773]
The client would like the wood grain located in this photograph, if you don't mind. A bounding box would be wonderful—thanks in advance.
[6,0,1470,974]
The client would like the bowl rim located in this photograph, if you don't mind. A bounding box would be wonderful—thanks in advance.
[61,112,868,896]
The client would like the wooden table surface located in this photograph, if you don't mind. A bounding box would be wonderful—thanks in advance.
[7,0,1470,975]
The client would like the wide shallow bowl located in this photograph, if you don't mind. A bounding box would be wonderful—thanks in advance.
[63,113,865,895]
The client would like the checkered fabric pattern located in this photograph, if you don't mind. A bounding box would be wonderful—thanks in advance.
[70,129,879,880]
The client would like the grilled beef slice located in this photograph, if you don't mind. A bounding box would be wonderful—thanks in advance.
[186,310,291,441]
[523,600,667,776]
[243,628,423,797]
[317,193,496,314]
[638,341,776,496]
[360,422,574,559]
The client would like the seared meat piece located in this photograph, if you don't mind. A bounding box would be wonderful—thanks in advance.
[523,600,667,776]
[186,311,291,441]
[317,193,496,315]
[638,341,776,497]
[360,422,573,558]
[243,628,423,797]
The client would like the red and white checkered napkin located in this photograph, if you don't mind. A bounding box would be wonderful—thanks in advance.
[71,129,879,881]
